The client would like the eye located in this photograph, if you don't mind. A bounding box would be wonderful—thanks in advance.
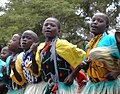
[92,18,95,22]
[12,38,16,41]
[21,36,25,39]
[44,23,48,26]
[50,23,56,27]
[98,19,103,23]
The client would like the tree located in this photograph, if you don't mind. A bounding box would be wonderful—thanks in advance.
[0,0,120,49]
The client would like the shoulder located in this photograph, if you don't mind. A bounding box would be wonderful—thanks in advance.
[100,33,116,45]
[0,59,5,66]
[102,33,115,41]
[56,38,76,48]
[38,43,45,50]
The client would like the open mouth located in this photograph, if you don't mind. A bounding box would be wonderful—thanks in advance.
[45,30,51,32]
[21,42,27,47]
[91,25,98,30]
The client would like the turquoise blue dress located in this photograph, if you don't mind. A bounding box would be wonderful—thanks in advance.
[0,59,5,80]
[81,33,120,94]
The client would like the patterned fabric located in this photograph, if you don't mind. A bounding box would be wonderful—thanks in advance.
[21,52,41,83]
[81,32,120,94]
[39,38,82,93]
[36,38,86,73]
[5,55,23,90]
[86,34,102,58]
[40,39,72,82]
[86,33,120,82]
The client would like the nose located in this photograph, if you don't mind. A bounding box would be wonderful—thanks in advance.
[92,20,98,24]
[46,24,51,29]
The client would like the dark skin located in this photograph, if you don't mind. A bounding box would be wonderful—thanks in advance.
[21,30,39,75]
[31,17,60,74]
[64,60,89,86]
[10,30,39,83]
[64,13,120,85]
[103,31,120,81]
[2,34,22,82]
[0,46,11,62]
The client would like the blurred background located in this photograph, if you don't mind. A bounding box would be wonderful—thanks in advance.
[0,0,120,50]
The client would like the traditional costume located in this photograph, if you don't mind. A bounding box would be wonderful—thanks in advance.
[10,52,43,94]
[81,33,120,94]
[35,38,85,94]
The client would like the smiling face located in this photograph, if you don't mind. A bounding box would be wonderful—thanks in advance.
[90,13,109,36]
[42,17,60,40]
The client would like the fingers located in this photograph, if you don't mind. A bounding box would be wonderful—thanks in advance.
[64,76,73,86]
[29,42,39,54]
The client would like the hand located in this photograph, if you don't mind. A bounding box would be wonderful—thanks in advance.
[80,60,90,70]
[29,42,39,55]
[104,71,120,81]
[9,60,15,69]
[64,74,74,86]
[2,66,6,75]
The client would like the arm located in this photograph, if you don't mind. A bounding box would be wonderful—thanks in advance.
[10,54,25,85]
[9,58,22,82]
[64,60,89,86]
[29,43,39,75]
[31,53,39,75]
[104,33,120,80]
[104,64,120,81]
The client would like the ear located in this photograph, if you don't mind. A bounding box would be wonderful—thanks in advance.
[115,32,120,52]
[106,24,109,29]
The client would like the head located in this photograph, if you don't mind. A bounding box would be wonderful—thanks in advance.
[8,34,21,53]
[42,17,60,40]
[0,46,11,61]
[21,30,38,51]
[90,13,109,36]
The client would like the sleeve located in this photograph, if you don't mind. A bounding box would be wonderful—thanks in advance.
[26,61,40,77]
[56,39,86,68]
[27,43,45,76]
[10,53,26,85]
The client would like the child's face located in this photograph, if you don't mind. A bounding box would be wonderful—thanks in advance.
[90,13,108,35]
[42,18,60,39]
[21,32,34,51]
[0,48,10,61]
[8,34,21,52]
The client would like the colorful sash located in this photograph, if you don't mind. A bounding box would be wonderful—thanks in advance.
[86,34,111,82]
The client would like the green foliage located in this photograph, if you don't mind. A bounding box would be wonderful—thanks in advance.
[0,0,119,49]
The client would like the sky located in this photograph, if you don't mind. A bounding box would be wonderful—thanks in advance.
[0,0,8,7]
[0,0,119,27]
[0,0,9,15]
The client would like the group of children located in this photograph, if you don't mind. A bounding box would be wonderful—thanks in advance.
[0,12,120,94]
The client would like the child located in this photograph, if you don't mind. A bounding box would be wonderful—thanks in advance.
[0,46,11,62]
[115,31,120,52]
[31,17,86,94]
[65,13,120,94]
[0,46,11,94]
[10,30,42,94]
[2,34,24,94]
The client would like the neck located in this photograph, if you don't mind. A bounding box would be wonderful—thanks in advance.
[46,37,57,42]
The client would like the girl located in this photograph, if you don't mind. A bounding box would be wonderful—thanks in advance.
[2,34,24,94]
[65,13,120,94]
[10,30,42,94]
[31,17,86,94]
